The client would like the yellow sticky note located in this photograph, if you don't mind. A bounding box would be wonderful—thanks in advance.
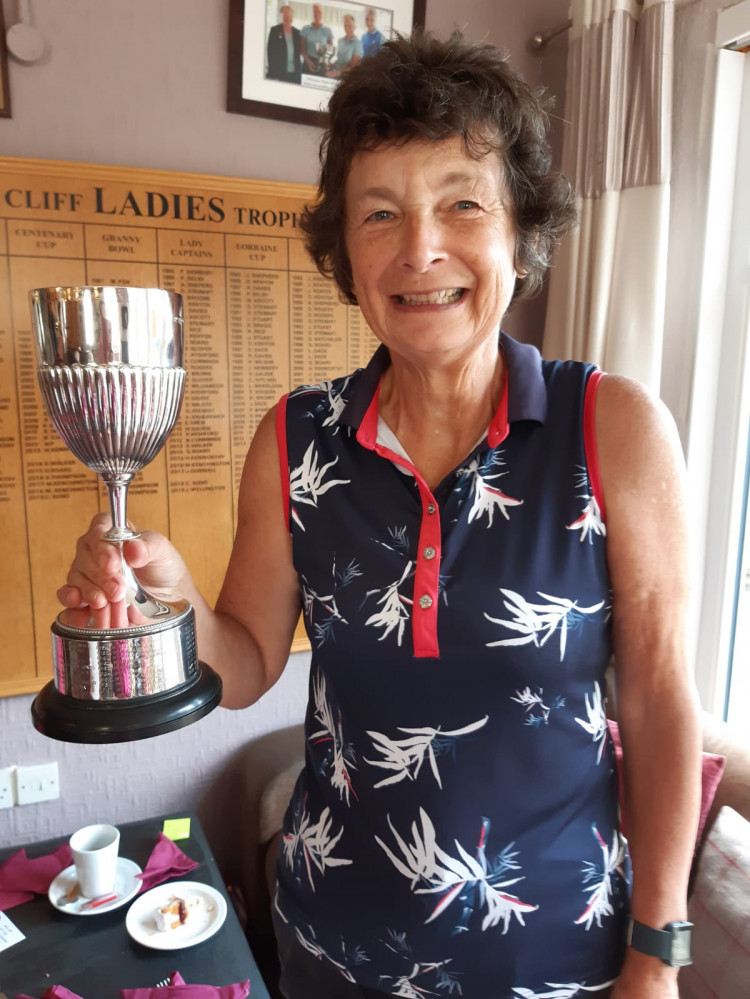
[162,817,191,841]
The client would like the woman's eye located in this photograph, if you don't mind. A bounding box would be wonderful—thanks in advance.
[366,209,393,222]
[454,200,479,211]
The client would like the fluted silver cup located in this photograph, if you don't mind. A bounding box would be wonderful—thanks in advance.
[29,286,199,704]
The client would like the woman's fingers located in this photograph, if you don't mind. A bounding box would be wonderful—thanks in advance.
[60,517,184,628]
[64,563,123,606]
[109,599,129,630]
[59,602,128,630]
[59,528,124,615]
[72,529,120,579]
[122,531,187,594]
[60,606,94,629]
[56,599,111,630]
[119,536,150,570]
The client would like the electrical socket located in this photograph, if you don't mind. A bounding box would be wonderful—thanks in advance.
[15,762,60,805]
[0,767,15,808]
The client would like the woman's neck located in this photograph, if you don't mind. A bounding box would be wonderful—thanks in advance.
[378,348,506,490]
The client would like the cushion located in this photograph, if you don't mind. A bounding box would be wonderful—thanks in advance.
[679,806,750,999]
[258,758,304,844]
[606,720,725,846]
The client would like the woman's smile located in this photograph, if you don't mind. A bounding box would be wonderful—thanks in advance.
[395,288,465,306]
[344,135,519,365]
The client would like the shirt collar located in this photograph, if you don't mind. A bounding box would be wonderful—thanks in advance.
[339,332,548,431]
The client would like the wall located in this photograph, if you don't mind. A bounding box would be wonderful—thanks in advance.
[0,0,570,880]
[0,0,568,186]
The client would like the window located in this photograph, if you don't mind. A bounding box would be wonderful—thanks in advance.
[692,6,750,729]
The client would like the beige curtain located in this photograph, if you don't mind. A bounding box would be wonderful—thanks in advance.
[542,0,674,393]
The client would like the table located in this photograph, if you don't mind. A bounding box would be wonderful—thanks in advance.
[0,812,271,998]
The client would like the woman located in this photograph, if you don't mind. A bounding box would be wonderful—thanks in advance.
[326,14,362,77]
[62,32,701,999]
[266,4,303,84]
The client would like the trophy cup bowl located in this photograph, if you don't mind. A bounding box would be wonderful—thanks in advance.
[28,286,222,743]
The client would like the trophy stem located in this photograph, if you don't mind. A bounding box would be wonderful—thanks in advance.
[119,550,172,620]
[102,474,140,543]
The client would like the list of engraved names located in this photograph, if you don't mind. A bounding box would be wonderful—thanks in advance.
[0,158,378,695]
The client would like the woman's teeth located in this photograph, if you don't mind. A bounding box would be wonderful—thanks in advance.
[398,289,463,305]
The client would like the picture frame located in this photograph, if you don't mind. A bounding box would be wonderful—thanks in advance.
[227,0,426,126]
[0,6,11,118]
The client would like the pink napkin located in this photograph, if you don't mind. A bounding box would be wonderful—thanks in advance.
[0,844,73,911]
[121,971,250,997]
[13,976,250,999]
[136,833,199,892]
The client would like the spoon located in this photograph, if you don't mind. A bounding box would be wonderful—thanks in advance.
[6,0,45,64]
[57,881,80,906]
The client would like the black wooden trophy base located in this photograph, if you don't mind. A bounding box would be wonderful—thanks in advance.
[31,661,223,743]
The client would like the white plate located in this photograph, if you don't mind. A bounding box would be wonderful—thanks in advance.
[48,856,143,916]
[125,880,227,950]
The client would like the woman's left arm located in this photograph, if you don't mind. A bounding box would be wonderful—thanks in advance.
[596,374,702,999]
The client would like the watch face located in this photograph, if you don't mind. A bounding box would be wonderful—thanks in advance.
[669,922,693,967]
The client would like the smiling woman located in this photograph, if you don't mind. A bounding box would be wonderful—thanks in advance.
[62,29,703,999]
[341,137,520,384]
[303,32,575,307]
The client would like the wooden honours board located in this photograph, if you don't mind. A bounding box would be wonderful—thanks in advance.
[0,157,379,698]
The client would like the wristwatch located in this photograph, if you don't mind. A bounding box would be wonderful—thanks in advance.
[626,917,693,967]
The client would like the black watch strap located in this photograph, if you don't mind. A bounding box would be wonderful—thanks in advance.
[626,918,693,967]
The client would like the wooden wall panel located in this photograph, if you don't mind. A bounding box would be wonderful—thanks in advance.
[0,158,378,697]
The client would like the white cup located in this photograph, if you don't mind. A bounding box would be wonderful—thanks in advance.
[69,823,120,898]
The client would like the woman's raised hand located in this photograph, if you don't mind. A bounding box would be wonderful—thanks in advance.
[57,513,190,630]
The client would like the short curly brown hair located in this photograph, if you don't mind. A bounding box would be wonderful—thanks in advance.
[300,30,577,308]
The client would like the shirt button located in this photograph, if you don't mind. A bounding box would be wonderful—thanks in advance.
[418,594,433,609]
[427,503,436,515]
[423,546,436,560]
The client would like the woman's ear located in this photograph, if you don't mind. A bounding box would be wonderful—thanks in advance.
[514,243,530,279]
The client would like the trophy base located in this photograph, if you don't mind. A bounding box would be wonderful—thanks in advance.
[51,602,200,699]
[31,662,223,743]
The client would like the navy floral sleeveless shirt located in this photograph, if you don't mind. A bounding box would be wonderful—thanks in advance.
[273,333,629,997]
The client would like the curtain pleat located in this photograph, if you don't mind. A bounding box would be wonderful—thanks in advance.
[542,0,674,394]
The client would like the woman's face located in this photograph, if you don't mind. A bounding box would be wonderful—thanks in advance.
[344,136,520,367]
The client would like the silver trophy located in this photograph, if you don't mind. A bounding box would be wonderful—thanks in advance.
[29,286,221,743]
[312,41,336,74]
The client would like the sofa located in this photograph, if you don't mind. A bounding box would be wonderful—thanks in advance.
[679,713,750,998]
[235,712,750,997]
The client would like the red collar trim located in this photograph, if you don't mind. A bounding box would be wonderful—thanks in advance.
[487,378,509,448]
[356,382,381,450]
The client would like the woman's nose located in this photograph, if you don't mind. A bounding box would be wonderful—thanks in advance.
[398,212,447,271]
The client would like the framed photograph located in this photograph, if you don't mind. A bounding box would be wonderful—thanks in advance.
[0,6,11,118]
[227,0,426,126]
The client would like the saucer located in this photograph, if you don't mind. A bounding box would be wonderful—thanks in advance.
[48,856,142,915]
[125,881,227,950]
